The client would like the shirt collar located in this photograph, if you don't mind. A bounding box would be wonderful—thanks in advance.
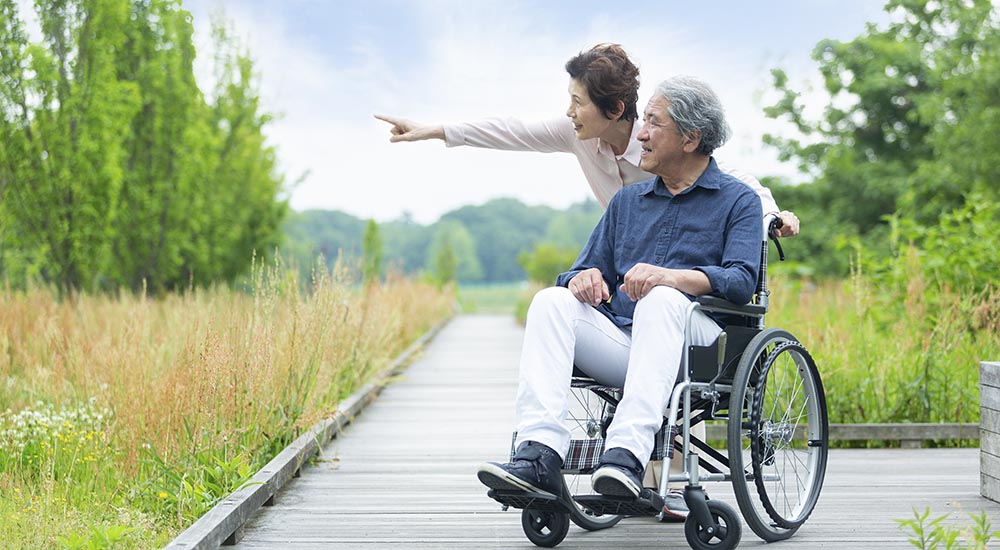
[641,157,724,197]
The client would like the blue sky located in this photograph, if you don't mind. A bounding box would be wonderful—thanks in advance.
[181,0,893,223]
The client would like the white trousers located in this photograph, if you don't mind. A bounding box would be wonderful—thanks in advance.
[514,286,722,467]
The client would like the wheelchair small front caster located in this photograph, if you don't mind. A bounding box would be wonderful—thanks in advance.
[684,500,742,550]
[521,509,569,547]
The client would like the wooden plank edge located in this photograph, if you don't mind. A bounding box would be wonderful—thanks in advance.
[703,422,979,441]
[163,317,452,550]
[982,361,1000,389]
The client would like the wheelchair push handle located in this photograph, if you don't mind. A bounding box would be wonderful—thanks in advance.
[767,215,786,262]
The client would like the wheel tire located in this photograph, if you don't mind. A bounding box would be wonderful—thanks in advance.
[521,509,570,548]
[683,500,742,550]
[728,329,828,542]
[564,384,623,531]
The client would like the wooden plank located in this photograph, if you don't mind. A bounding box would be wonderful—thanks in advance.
[702,422,978,442]
[226,315,1000,550]
[982,381,1000,411]
[981,449,1000,479]
[981,428,1000,458]
[981,361,1000,389]
[983,408,1000,434]
[982,470,1000,502]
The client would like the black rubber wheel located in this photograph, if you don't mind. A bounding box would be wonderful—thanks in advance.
[568,501,624,531]
[683,500,742,550]
[521,509,570,548]
[728,329,828,542]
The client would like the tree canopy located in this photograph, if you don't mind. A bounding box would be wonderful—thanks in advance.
[764,0,1000,280]
[0,0,285,293]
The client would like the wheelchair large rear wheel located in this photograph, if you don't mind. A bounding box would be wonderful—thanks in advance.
[727,328,828,542]
[563,383,623,531]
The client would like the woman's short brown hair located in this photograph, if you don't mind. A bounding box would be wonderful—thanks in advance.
[564,44,640,122]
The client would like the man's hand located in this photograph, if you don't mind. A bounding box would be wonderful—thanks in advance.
[374,114,445,142]
[619,263,676,301]
[775,210,800,237]
[569,268,610,306]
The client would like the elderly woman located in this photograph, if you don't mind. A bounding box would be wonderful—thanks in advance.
[376,43,799,235]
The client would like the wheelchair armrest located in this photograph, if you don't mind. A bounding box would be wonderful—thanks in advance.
[696,295,766,316]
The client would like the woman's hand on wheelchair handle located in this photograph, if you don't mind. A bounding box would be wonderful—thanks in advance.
[569,268,610,307]
[774,210,800,237]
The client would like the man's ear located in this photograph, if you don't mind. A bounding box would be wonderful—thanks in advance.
[682,131,702,153]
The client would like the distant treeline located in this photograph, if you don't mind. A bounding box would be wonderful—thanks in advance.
[281,198,603,284]
[0,0,284,294]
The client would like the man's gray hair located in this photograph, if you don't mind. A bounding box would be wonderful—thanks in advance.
[653,76,731,155]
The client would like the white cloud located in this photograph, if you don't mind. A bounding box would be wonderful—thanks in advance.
[182,0,890,223]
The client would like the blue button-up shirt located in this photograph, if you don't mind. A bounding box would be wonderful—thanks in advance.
[555,158,763,327]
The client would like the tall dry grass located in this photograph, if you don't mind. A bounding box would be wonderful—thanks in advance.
[766,268,999,431]
[0,260,453,548]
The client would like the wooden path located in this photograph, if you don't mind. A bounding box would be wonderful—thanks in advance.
[232,315,999,549]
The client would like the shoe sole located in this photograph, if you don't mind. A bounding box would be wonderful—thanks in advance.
[477,463,558,498]
[660,507,689,521]
[592,468,641,498]
[661,493,690,521]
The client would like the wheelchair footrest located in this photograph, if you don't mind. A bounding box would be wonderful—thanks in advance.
[575,488,664,517]
[487,489,571,513]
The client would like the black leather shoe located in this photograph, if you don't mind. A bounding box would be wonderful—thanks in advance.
[477,441,563,497]
[592,447,644,498]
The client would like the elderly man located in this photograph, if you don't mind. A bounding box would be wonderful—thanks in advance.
[477,76,762,505]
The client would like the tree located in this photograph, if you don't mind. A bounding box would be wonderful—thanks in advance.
[361,219,383,284]
[429,236,456,288]
[518,243,579,285]
[764,0,1000,275]
[426,220,481,283]
[1,0,141,292]
[442,198,553,282]
[0,1,286,292]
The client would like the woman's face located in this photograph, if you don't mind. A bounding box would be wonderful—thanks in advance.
[566,78,614,141]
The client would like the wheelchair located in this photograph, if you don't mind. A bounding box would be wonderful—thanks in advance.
[486,216,829,549]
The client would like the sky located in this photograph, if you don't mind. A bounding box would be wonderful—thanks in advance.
[179,0,893,224]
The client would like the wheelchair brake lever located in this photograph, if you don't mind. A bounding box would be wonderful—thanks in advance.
[768,217,786,262]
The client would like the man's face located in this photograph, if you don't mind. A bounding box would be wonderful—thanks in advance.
[566,78,613,141]
[637,95,693,175]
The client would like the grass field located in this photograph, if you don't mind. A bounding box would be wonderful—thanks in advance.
[457,282,529,314]
[0,264,453,549]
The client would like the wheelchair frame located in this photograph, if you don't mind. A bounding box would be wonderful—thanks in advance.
[492,216,829,549]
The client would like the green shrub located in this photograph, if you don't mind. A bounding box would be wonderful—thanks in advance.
[518,243,578,285]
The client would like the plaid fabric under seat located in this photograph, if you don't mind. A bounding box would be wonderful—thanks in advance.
[510,420,678,473]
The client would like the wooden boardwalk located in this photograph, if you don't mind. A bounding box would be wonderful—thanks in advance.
[232,315,999,549]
